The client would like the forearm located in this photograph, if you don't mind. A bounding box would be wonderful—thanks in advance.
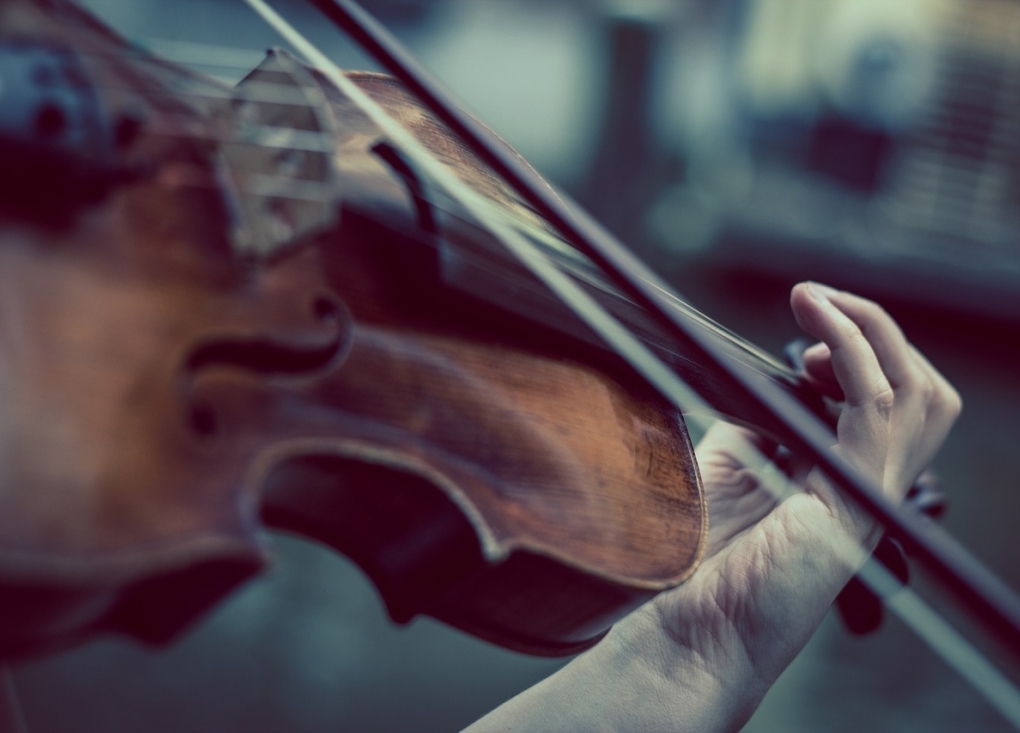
[463,609,768,733]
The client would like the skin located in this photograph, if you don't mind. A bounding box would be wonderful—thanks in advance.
[465,281,962,732]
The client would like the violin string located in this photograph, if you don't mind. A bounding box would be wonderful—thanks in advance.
[136,37,271,76]
[59,35,823,377]
[88,33,796,377]
[47,44,769,382]
[46,40,342,107]
[241,0,1020,722]
[399,188,798,383]
[457,195,794,376]
[45,41,344,203]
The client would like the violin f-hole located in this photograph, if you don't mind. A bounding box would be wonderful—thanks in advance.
[372,140,439,238]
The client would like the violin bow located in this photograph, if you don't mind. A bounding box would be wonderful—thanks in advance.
[245,0,1020,698]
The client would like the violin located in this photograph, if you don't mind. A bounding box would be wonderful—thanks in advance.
[2,0,1020,727]
[0,0,712,659]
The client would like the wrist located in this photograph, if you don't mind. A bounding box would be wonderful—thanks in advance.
[612,605,771,733]
[464,606,767,733]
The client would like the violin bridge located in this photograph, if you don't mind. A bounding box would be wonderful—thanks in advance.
[217,48,343,259]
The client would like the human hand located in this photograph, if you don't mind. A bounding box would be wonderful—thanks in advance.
[624,282,961,729]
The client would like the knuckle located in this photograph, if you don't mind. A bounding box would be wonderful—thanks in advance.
[923,371,962,408]
[873,386,896,416]
[917,377,936,404]
[951,388,963,415]
[939,384,963,419]
[859,299,886,321]
[854,299,889,329]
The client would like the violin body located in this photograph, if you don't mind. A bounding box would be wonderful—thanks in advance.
[0,0,705,659]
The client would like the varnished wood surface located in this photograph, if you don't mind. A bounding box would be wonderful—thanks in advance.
[0,0,707,658]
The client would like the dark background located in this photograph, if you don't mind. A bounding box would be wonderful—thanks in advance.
[11,0,1020,730]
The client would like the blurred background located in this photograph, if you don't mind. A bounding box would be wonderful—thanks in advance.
[12,0,1020,730]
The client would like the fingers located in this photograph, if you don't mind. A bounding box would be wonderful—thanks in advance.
[790,283,897,410]
[819,287,917,390]
[789,281,962,498]
[791,283,959,417]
